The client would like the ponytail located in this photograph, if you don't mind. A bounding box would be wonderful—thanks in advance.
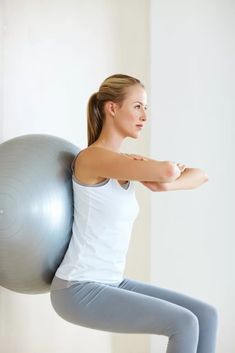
[87,92,103,146]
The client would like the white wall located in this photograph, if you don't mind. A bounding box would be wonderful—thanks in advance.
[0,1,149,353]
[150,1,235,353]
[2,0,121,145]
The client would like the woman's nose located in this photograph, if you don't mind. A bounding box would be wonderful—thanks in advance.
[141,110,148,121]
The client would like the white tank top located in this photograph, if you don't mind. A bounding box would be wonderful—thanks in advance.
[55,150,140,284]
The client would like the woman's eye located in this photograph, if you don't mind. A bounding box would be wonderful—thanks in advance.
[135,105,147,110]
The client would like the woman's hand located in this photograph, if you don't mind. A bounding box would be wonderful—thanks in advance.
[122,153,148,161]
[176,162,187,174]
[123,154,186,172]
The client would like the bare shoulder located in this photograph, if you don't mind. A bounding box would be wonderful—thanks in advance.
[75,146,111,165]
[74,146,117,178]
[73,147,107,184]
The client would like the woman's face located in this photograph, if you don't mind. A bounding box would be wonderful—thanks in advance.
[112,85,148,138]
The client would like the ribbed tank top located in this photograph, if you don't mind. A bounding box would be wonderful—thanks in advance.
[54,149,140,286]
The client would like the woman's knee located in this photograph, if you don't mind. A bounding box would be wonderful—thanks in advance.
[199,302,219,327]
[164,308,199,338]
[178,309,199,333]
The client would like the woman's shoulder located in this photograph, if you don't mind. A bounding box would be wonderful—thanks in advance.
[73,147,108,185]
[77,145,118,162]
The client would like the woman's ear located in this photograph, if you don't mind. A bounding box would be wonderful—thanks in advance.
[104,101,117,117]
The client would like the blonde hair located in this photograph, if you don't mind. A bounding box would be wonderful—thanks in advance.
[87,74,145,146]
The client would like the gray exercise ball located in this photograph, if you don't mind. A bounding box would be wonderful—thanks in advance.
[0,134,79,294]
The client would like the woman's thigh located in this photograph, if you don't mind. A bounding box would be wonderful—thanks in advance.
[119,277,218,324]
[50,279,199,336]
[119,277,218,353]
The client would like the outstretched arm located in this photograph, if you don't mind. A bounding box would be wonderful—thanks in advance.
[141,168,208,191]
[123,153,208,192]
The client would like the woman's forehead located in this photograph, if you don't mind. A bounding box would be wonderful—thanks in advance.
[125,86,147,104]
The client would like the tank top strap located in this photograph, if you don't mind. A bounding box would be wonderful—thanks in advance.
[71,150,83,173]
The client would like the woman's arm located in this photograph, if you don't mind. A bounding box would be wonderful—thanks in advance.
[142,168,208,192]
[123,153,208,192]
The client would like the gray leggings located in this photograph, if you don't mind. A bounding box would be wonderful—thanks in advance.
[50,277,218,353]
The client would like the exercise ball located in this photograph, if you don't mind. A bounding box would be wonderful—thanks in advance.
[0,134,79,294]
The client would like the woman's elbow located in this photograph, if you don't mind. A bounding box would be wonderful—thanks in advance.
[204,172,209,183]
[195,170,209,189]
[200,169,209,184]
[164,162,181,182]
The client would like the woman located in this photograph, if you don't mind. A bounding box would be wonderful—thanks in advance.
[50,74,218,353]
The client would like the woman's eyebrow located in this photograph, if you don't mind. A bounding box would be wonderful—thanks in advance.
[133,101,148,107]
